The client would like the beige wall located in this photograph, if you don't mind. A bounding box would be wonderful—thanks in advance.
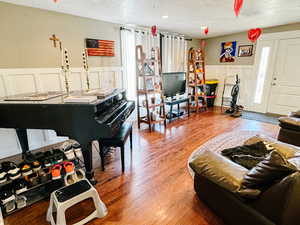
[205,22,300,65]
[0,2,121,68]
[187,38,201,50]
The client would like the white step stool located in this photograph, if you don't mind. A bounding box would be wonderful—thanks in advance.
[0,208,4,225]
[46,179,107,225]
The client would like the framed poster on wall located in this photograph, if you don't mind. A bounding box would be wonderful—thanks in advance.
[238,45,253,57]
[220,41,237,63]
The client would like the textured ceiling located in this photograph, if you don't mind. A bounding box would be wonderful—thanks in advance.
[1,0,300,38]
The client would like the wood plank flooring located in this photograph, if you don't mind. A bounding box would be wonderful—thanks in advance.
[5,108,279,225]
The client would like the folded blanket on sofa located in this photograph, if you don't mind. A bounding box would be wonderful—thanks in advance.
[221,141,272,169]
[244,135,300,159]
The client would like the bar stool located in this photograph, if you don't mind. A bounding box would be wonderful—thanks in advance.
[99,123,133,172]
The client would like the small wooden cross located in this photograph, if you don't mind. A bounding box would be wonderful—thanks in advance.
[49,34,60,48]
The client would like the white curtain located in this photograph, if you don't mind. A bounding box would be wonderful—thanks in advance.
[121,28,160,101]
[162,35,187,73]
[121,29,136,101]
[135,30,160,59]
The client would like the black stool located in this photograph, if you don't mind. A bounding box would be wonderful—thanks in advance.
[99,123,133,172]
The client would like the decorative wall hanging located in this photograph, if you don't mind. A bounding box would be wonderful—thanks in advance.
[49,34,60,48]
[234,0,243,17]
[85,39,115,56]
[151,26,158,36]
[238,45,253,57]
[248,28,262,43]
[220,41,237,63]
[204,27,209,35]
[49,34,71,95]
[82,49,90,91]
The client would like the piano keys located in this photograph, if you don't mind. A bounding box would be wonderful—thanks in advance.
[0,89,135,183]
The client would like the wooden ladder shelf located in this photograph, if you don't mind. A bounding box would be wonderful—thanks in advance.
[187,46,207,113]
[136,45,167,132]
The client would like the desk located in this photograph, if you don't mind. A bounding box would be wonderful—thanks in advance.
[165,97,190,122]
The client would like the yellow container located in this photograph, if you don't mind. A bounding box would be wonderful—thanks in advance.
[205,79,219,84]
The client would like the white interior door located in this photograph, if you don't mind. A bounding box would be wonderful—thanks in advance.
[267,38,300,115]
[250,40,277,113]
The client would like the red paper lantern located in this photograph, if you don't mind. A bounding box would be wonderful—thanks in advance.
[234,0,243,17]
[151,26,157,36]
[248,28,262,43]
[204,27,209,35]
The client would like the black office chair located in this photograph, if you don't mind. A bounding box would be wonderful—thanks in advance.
[98,123,133,172]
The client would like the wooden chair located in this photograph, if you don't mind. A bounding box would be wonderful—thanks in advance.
[99,123,133,172]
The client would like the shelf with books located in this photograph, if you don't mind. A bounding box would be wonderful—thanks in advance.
[187,44,207,113]
[136,45,167,132]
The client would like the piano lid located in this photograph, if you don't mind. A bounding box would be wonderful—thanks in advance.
[0,89,126,106]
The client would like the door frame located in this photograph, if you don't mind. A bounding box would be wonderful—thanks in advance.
[250,30,300,113]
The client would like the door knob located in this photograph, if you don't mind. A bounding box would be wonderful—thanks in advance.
[273,77,277,81]
[272,83,276,86]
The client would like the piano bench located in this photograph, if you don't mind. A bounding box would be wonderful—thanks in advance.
[99,123,133,172]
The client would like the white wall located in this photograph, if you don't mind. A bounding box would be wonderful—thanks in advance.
[206,65,254,109]
[0,2,121,68]
[0,66,122,158]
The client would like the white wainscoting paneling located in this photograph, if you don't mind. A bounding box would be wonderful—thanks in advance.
[0,66,123,158]
[206,65,254,109]
[0,67,122,97]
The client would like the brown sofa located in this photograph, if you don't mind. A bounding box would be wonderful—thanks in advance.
[278,111,300,147]
[190,134,300,225]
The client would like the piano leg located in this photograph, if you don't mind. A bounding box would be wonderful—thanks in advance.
[16,128,29,155]
[82,142,97,185]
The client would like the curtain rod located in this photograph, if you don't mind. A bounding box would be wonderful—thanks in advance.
[120,26,192,41]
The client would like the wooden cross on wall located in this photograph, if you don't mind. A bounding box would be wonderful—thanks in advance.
[49,34,60,48]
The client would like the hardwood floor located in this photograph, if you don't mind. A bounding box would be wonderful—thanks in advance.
[5,108,279,225]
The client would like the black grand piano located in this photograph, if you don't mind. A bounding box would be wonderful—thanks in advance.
[0,89,135,183]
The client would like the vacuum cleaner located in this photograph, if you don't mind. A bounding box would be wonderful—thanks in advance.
[225,74,244,117]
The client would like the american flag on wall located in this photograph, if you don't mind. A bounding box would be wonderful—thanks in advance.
[85,38,115,56]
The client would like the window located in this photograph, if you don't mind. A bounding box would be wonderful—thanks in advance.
[254,47,270,104]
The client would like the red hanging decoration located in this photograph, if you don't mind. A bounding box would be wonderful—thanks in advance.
[248,28,262,43]
[234,0,243,17]
[151,26,157,36]
[204,27,209,35]
[53,0,58,2]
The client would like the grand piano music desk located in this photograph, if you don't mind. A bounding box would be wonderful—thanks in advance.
[0,89,135,182]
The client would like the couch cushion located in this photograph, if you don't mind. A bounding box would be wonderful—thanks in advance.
[244,135,300,159]
[279,116,300,132]
[189,150,248,193]
[243,151,298,189]
[289,110,300,118]
[279,117,300,126]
